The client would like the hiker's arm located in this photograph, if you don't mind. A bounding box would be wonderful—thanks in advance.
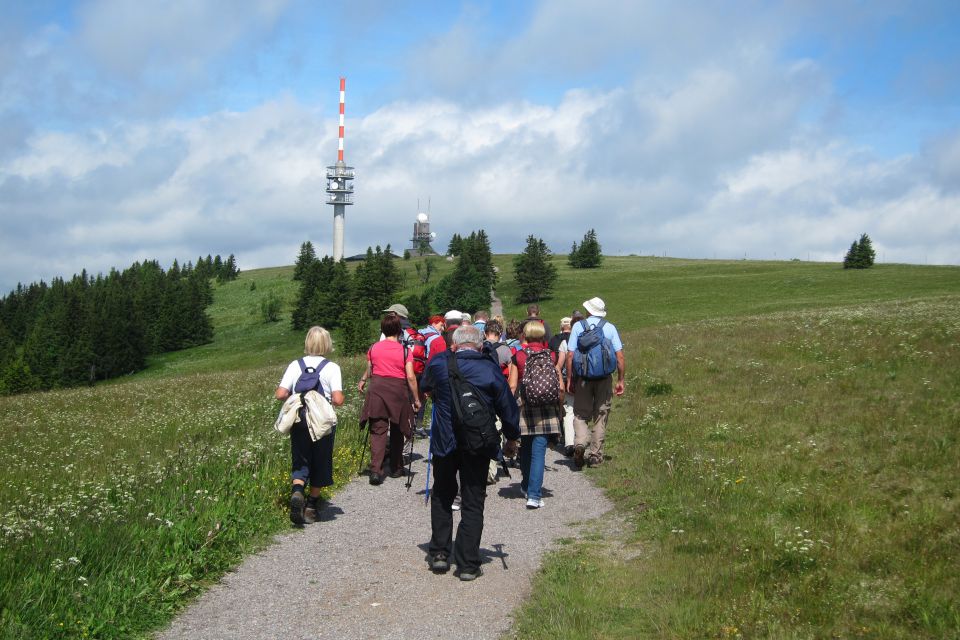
[615,351,625,396]
[507,362,518,395]
[275,387,291,401]
[565,351,574,393]
[331,390,345,406]
[357,361,372,393]
[405,362,421,411]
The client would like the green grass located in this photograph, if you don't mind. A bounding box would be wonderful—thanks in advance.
[2,255,959,638]
[512,296,960,639]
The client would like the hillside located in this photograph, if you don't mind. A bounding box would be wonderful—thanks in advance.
[1,256,958,638]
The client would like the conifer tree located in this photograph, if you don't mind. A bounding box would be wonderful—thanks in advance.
[569,229,603,268]
[293,241,318,281]
[843,233,876,269]
[514,235,558,303]
[339,302,373,355]
[447,234,464,256]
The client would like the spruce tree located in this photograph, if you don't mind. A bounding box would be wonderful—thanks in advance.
[856,234,876,268]
[514,235,558,303]
[339,302,373,355]
[844,233,876,269]
[293,241,318,280]
[568,241,581,268]
[447,234,464,256]
[569,229,602,268]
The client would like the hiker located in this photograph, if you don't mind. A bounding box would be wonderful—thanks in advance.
[519,303,551,341]
[473,310,489,334]
[565,297,626,468]
[421,314,447,360]
[443,309,462,350]
[378,303,413,340]
[549,313,581,456]
[421,324,520,580]
[358,314,421,484]
[275,326,345,525]
[482,318,517,484]
[504,319,523,351]
[511,322,564,508]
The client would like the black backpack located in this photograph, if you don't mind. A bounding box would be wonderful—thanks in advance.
[446,352,499,452]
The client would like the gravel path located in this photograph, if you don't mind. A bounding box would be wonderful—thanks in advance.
[158,434,611,640]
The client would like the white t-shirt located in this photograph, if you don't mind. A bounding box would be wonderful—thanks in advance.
[278,356,343,402]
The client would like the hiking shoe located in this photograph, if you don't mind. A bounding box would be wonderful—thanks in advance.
[564,445,575,458]
[458,567,483,582]
[289,492,305,526]
[304,497,321,524]
[526,498,544,509]
[587,454,603,467]
[451,495,462,511]
[369,472,384,486]
[389,467,406,478]
[428,554,450,573]
[573,445,585,469]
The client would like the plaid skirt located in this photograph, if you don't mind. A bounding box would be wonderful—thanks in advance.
[517,393,562,436]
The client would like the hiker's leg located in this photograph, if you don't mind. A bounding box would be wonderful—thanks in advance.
[572,378,592,449]
[589,378,613,461]
[368,418,389,476]
[388,420,405,473]
[290,422,311,486]
[309,425,335,490]
[429,454,458,558]
[562,392,576,449]
[524,434,548,502]
[519,434,533,495]
[453,451,488,574]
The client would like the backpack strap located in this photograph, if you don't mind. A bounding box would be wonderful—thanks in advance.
[297,358,307,372]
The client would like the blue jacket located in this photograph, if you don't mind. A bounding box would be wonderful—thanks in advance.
[421,349,520,458]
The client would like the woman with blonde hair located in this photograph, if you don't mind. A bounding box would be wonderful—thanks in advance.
[276,326,345,525]
[510,321,563,509]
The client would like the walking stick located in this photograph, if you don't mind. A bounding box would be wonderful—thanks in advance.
[356,425,370,476]
[405,413,415,490]
[424,404,435,505]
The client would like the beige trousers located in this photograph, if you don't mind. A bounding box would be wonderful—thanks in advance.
[572,376,613,460]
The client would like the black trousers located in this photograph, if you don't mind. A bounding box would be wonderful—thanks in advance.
[428,450,489,572]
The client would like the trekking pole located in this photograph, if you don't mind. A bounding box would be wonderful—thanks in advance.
[405,413,415,490]
[356,425,370,476]
[424,404,435,505]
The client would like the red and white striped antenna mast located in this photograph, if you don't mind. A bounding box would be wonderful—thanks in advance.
[337,76,346,163]
[326,76,354,261]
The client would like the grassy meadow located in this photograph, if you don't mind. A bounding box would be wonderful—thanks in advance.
[1,254,958,638]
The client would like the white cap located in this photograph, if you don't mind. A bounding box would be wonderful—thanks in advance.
[444,310,462,322]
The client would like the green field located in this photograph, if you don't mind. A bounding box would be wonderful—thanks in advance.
[1,256,958,638]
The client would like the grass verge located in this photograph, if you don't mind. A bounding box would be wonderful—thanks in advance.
[513,297,960,639]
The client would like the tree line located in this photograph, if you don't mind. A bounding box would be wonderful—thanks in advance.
[291,232,497,354]
[0,254,236,395]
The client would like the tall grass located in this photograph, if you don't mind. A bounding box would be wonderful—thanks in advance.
[0,363,367,638]
[513,296,960,638]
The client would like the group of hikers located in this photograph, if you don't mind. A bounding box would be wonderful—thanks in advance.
[274,297,626,581]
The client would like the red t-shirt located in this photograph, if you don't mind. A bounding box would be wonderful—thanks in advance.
[368,339,413,379]
[512,342,556,379]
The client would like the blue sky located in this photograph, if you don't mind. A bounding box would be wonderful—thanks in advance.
[1,0,958,292]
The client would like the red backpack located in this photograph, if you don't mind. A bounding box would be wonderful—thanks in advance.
[402,327,429,376]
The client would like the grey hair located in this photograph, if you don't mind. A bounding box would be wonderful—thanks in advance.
[452,324,483,348]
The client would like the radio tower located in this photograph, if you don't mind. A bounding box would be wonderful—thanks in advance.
[326,77,354,261]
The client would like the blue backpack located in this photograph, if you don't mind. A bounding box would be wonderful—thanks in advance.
[293,358,330,395]
[572,319,617,380]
